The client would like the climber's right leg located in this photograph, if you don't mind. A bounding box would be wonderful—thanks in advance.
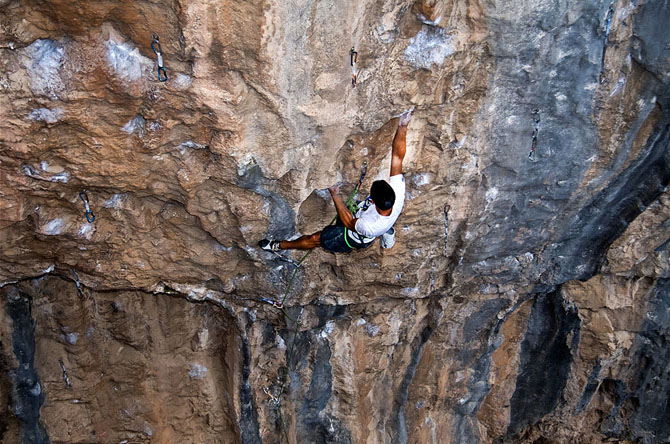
[279,232,321,250]
[259,232,321,252]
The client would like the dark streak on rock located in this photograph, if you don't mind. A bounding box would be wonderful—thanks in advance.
[389,325,433,444]
[239,333,262,444]
[237,162,296,241]
[464,298,509,340]
[279,319,352,443]
[632,0,670,84]
[575,360,603,413]
[553,119,670,283]
[655,236,670,252]
[598,378,628,438]
[453,298,519,444]
[625,278,670,443]
[506,289,580,436]
[314,304,347,329]
[3,286,50,444]
[300,340,331,441]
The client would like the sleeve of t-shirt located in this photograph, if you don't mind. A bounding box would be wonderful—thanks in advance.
[389,174,405,213]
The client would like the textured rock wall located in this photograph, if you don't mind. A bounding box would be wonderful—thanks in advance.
[1,0,669,443]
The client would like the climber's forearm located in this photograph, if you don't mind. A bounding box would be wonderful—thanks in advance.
[329,188,357,230]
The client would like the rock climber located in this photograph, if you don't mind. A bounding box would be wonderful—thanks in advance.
[259,109,412,254]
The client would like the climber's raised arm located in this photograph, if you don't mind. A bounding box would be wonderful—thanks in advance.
[390,110,412,177]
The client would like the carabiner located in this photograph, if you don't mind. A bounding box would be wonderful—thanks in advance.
[158,66,168,82]
[151,35,162,55]
[152,34,168,82]
[358,160,368,185]
[79,191,96,223]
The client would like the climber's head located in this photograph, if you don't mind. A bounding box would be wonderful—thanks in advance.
[370,180,395,211]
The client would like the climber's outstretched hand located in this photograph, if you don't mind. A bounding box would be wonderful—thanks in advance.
[398,108,413,127]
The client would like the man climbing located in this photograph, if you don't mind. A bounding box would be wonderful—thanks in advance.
[259,109,411,253]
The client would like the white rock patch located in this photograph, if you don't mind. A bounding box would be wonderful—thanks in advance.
[174,73,193,90]
[106,39,148,83]
[404,27,455,69]
[189,363,208,379]
[43,219,65,235]
[24,39,65,99]
[122,115,146,135]
[29,107,64,123]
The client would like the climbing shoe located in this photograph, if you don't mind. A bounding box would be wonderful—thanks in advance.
[381,227,396,249]
[259,239,281,252]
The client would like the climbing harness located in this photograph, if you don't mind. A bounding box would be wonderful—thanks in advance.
[79,191,95,222]
[599,4,615,84]
[151,34,168,82]
[350,47,358,87]
[528,109,540,161]
[350,195,373,216]
[58,358,72,389]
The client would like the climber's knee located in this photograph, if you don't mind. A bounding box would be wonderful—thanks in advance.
[309,232,322,248]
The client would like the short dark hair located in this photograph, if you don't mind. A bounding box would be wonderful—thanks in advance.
[370,180,395,210]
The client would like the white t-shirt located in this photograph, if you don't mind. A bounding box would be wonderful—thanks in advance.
[350,174,405,243]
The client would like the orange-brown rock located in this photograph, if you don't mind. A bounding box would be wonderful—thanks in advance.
[1,0,669,443]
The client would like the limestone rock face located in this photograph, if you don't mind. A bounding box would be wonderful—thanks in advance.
[1,0,669,443]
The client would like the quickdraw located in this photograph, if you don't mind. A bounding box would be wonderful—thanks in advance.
[151,34,168,82]
[358,159,368,186]
[443,203,450,256]
[259,296,283,309]
[79,191,95,223]
[599,4,615,84]
[528,109,540,161]
[263,386,280,405]
[59,358,72,389]
[350,47,358,87]
[72,269,84,297]
[348,160,368,214]
[266,250,302,267]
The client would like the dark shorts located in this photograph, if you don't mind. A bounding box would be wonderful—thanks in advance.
[320,224,374,253]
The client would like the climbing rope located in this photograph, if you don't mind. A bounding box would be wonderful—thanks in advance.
[259,160,368,443]
[350,47,358,87]
[151,34,168,82]
[79,191,95,222]
[528,109,540,161]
